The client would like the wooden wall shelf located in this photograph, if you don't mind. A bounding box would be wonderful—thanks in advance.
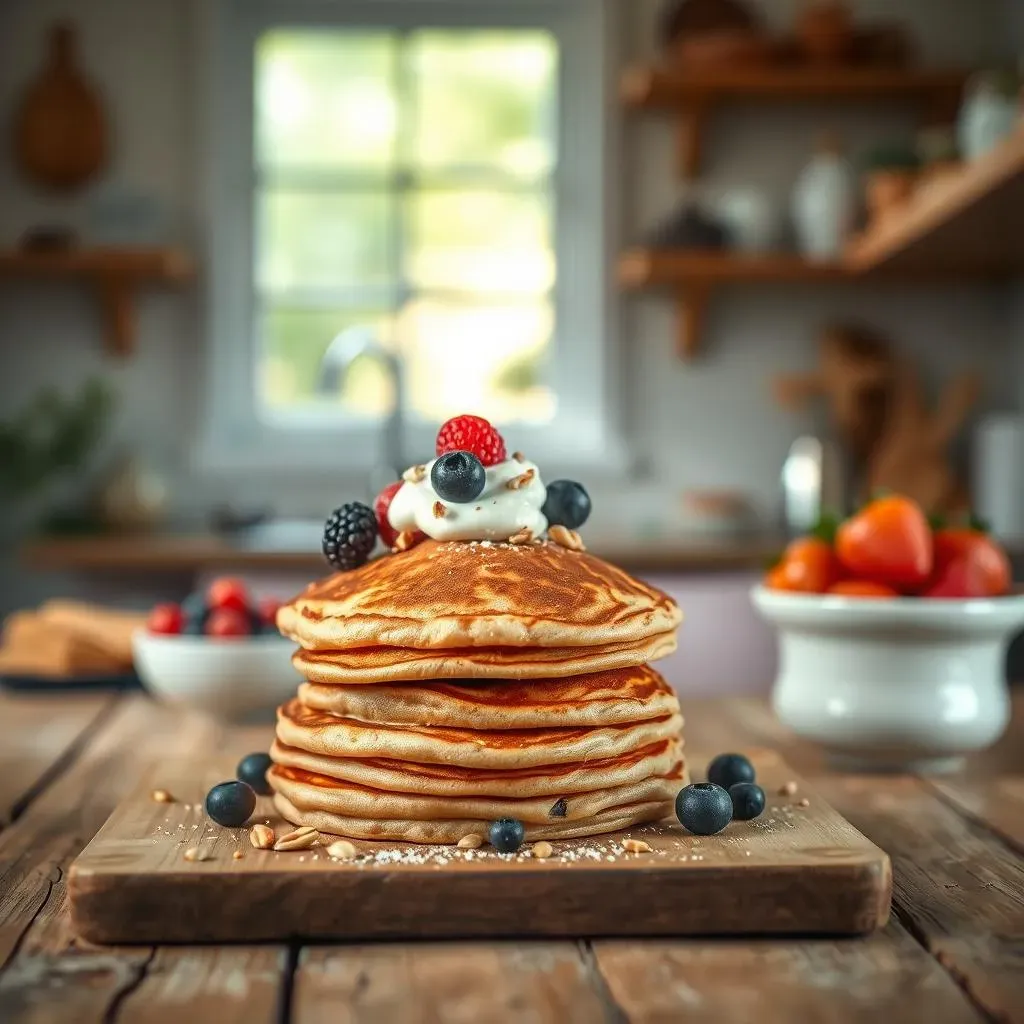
[618,249,857,358]
[621,65,966,178]
[0,247,195,355]
[846,129,1024,273]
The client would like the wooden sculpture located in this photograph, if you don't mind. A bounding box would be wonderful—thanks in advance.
[774,323,894,468]
[866,361,980,515]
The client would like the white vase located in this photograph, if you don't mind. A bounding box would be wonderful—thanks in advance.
[958,75,1019,161]
[791,143,856,262]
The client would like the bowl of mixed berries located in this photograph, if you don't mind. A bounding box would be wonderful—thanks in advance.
[133,578,298,720]
[752,494,1024,772]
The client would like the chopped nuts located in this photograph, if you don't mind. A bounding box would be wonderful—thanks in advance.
[183,847,209,862]
[327,839,358,860]
[798,797,810,808]
[393,530,418,552]
[233,850,244,860]
[274,826,320,852]
[548,525,585,551]
[151,789,174,803]
[532,841,554,860]
[623,839,653,854]
[432,500,447,519]
[506,468,535,490]
[403,464,426,483]
[457,833,484,850]
[512,451,525,462]
[250,824,275,850]
[779,781,798,796]
[508,527,533,545]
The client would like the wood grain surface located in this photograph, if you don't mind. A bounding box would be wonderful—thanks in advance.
[68,750,890,944]
[0,692,1020,1023]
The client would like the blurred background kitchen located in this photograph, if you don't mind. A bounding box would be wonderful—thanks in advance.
[1,0,1023,694]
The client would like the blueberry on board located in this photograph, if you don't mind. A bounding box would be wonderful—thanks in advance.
[675,783,733,836]
[236,752,273,796]
[205,780,256,828]
[431,451,486,504]
[542,480,591,530]
[729,782,766,822]
[707,752,755,791]
[488,817,525,853]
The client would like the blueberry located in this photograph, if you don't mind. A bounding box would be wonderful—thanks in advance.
[181,592,210,632]
[236,752,273,796]
[707,752,755,791]
[205,780,256,828]
[729,782,766,821]
[431,451,486,504]
[542,480,591,530]
[675,782,733,836]
[488,817,525,853]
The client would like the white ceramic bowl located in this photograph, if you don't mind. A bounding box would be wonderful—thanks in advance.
[751,586,1024,773]
[133,630,300,721]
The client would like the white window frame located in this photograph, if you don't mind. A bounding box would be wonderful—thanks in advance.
[195,0,625,478]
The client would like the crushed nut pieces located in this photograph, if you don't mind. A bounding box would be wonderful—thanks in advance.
[403,464,426,483]
[274,826,319,852]
[506,468,535,490]
[183,847,209,862]
[432,500,447,519]
[249,823,275,850]
[233,850,244,861]
[457,833,484,850]
[797,797,810,808]
[532,841,554,860]
[327,839,358,860]
[548,525,585,551]
[151,789,174,803]
[622,839,653,854]
[508,527,533,545]
[512,451,525,462]
[779,781,798,796]
[393,530,418,552]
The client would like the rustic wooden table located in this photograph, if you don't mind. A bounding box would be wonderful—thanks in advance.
[0,691,1021,1023]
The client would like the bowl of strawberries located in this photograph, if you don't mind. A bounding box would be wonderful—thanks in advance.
[752,494,1024,772]
[133,577,299,721]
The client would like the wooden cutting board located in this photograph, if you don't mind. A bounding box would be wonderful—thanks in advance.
[69,750,891,943]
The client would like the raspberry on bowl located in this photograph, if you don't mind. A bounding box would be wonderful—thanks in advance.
[436,414,507,467]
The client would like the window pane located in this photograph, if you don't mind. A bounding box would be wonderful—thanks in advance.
[405,190,554,294]
[260,307,393,415]
[399,298,555,423]
[256,31,397,170]
[257,190,393,294]
[410,31,557,176]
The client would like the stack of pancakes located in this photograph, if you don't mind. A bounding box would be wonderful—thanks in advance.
[272,539,685,843]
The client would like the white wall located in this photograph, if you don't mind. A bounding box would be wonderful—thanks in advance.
[0,0,1019,613]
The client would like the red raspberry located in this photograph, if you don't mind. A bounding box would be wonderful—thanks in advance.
[435,414,507,466]
[374,480,404,547]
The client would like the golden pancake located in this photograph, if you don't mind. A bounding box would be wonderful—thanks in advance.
[277,539,681,651]
[269,763,684,826]
[276,699,683,770]
[296,665,679,729]
[270,737,685,798]
[292,631,676,683]
[273,789,673,843]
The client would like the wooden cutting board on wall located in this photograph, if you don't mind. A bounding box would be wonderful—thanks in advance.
[69,750,891,943]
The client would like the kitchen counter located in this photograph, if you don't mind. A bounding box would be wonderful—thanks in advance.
[21,530,783,574]
[0,690,1020,1022]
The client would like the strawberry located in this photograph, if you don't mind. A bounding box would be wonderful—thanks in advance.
[826,580,899,598]
[207,577,250,614]
[147,602,183,635]
[436,414,507,466]
[374,480,404,548]
[922,556,987,599]
[835,495,933,590]
[205,607,251,638]
[930,527,1010,597]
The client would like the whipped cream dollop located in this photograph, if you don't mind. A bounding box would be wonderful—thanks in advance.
[388,456,548,542]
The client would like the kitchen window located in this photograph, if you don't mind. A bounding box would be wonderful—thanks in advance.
[199,0,621,474]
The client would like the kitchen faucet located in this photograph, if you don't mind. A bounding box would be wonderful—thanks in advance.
[317,326,406,498]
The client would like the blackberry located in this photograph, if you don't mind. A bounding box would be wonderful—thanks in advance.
[322,502,378,570]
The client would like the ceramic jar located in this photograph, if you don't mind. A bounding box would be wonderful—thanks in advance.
[791,137,856,260]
